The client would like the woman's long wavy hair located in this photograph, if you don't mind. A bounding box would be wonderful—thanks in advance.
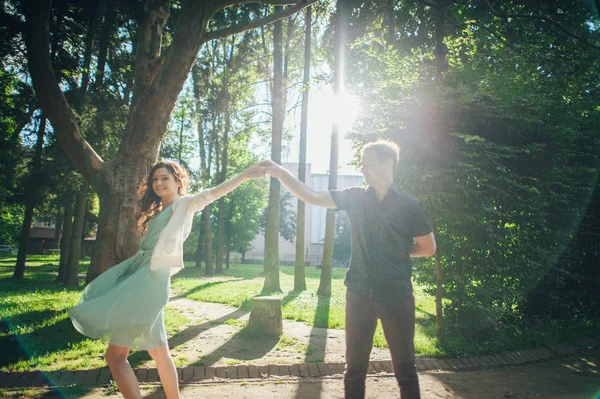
[136,160,189,231]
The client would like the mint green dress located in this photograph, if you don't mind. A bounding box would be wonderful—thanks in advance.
[69,205,173,350]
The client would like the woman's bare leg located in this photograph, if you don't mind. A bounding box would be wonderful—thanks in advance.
[105,344,142,399]
[148,346,180,399]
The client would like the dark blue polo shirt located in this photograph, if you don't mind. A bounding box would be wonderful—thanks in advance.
[330,185,432,298]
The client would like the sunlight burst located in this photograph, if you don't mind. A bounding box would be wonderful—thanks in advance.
[311,90,360,136]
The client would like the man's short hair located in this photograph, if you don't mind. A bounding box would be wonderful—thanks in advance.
[362,140,401,169]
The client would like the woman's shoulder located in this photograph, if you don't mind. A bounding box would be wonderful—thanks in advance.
[173,195,193,207]
[171,190,217,215]
[171,194,198,214]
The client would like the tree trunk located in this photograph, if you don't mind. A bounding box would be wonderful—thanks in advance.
[13,116,46,280]
[192,64,207,269]
[52,211,62,250]
[283,16,294,108]
[211,129,222,275]
[456,246,468,328]
[57,191,75,284]
[78,2,101,106]
[432,219,444,343]
[434,2,450,75]
[86,160,151,283]
[318,0,345,297]
[65,2,99,271]
[433,1,450,332]
[204,112,216,276]
[294,6,312,292]
[94,0,116,90]
[215,197,225,274]
[13,191,34,279]
[262,6,284,294]
[90,0,113,144]
[248,297,283,335]
[203,206,214,274]
[195,210,205,268]
[435,251,444,340]
[215,124,229,274]
[225,199,234,270]
[178,106,185,164]
[66,182,88,286]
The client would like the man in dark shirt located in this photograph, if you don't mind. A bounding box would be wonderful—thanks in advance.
[259,140,436,399]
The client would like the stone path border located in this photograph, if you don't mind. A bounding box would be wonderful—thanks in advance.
[1,337,598,389]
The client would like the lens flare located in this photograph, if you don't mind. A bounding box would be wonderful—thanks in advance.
[310,90,360,135]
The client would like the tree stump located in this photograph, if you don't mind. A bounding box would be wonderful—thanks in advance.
[248,296,283,335]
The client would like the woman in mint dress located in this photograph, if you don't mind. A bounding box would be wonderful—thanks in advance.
[69,203,174,350]
[69,160,264,399]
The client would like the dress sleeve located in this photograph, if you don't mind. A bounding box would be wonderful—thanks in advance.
[329,186,363,212]
[187,189,218,214]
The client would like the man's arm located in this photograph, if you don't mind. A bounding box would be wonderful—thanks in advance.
[259,160,337,209]
[410,232,436,257]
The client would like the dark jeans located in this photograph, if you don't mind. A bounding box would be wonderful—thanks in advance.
[344,289,420,399]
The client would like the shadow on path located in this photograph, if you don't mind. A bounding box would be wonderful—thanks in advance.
[294,294,331,399]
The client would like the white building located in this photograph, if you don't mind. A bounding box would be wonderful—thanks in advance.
[243,162,363,265]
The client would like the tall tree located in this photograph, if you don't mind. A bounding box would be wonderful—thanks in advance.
[62,1,111,281]
[13,115,46,280]
[56,186,74,284]
[12,0,90,280]
[429,0,450,340]
[192,62,214,271]
[191,21,260,272]
[262,6,285,294]
[65,181,88,286]
[317,0,344,297]
[294,5,312,292]
[24,0,317,282]
[215,113,230,274]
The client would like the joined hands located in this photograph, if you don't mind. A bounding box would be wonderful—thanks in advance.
[241,165,267,179]
[257,160,285,178]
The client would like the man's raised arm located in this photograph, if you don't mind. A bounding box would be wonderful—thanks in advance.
[259,160,337,209]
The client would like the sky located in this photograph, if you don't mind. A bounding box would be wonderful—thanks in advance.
[282,83,361,175]
[186,73,362,176]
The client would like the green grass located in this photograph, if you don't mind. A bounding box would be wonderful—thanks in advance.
[224,318,248,328]
[441,316,600,357]
[172,263,443,356]
[275,334,297,350]
[5,255,594,372]
[0,255,190,372]
[0,255,443,372]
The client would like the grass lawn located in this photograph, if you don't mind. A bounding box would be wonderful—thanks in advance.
[172,263,442,357]
[0,255,442,372]
[2,255,596,373]
[0,255,189,372]
[175,265,600,359]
